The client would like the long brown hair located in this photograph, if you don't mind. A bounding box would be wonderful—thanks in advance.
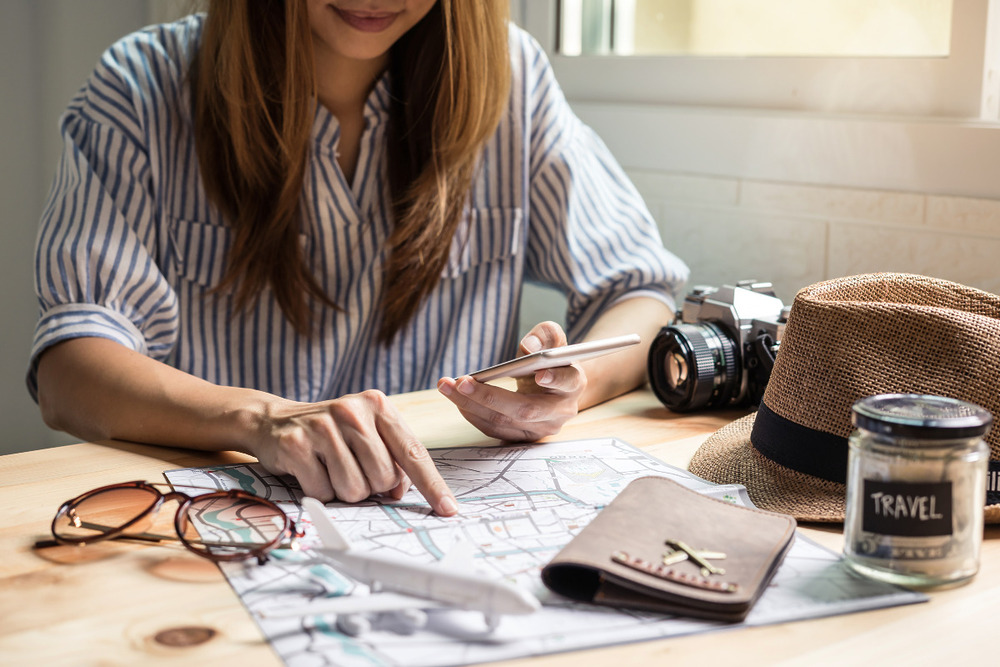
[193,1,511,342]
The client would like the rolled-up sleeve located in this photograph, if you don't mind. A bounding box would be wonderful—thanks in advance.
[28,48,178,400]
[522,37,689,341]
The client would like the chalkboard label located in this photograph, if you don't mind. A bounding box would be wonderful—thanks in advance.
[862,479,952,537]
[988,461,1000,506]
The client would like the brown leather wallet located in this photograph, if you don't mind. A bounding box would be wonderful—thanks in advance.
[541,476,797,622]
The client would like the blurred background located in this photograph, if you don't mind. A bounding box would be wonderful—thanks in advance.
[4,0,1000,456]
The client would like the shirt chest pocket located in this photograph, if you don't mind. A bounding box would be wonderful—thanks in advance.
[168,218,311,291]
[440,207,524,279]
[168,218,233,289]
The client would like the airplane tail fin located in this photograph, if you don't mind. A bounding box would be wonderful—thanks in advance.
[302,497,352,551]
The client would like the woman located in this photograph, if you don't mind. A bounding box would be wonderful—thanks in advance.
[30,1,688,516]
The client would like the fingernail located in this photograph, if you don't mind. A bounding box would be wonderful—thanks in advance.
[458,379,475,395]
[522,335,542,353]
[439,496,458,515]
[438,380,453,396]
[537,369,553,386]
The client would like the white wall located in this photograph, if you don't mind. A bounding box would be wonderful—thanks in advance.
[570,102,1000,307]
[0,2,42,457]
[519,0,1000,329]
[0,1,170,456]
[627,171,1000,306]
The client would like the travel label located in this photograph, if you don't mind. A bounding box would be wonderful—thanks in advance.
[862,479,952,537]
[987,460,1000,506]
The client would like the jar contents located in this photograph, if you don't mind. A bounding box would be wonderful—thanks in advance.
[843,394,991,588]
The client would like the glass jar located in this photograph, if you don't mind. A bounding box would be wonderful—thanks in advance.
[843,393,991,588]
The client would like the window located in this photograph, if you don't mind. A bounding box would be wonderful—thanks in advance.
[560,0,951,58]
[515,0,1000,119]
[510,0,1000,200]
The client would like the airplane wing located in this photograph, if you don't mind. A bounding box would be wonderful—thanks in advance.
[303,495,479,573]
[438,533,477,570]
[258,591,445,619]
[302,497,352,551]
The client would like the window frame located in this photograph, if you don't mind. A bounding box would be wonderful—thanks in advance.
[511,0,1000,199]
[517,0,999,119]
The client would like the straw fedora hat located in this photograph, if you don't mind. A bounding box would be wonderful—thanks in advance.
[688,273,1000,523]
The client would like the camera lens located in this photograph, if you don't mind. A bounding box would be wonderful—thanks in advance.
[647,322,740,411]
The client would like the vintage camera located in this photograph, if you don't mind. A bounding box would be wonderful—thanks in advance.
[647,281,789,412]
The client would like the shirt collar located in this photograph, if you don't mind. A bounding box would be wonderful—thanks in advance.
[312,70,392,152]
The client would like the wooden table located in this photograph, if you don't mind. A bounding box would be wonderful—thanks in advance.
[1,387,997,664]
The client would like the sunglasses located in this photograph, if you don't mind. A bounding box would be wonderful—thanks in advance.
[40,480,303,565]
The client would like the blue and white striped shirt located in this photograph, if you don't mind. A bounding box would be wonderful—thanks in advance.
[30,15,688,403]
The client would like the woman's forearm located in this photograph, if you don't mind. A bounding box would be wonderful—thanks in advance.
[578,296,674,409]
[35,337,459,515]
[36,337,271,452]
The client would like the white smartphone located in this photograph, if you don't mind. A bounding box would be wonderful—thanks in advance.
[469,334,641,382]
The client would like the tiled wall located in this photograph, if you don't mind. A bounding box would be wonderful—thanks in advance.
[631,170,1000,306]
[520,170,1000,332]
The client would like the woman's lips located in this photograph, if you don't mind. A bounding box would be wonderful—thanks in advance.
[333,8,399,33]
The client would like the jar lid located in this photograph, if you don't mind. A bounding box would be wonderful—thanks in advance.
[851,394,993,439]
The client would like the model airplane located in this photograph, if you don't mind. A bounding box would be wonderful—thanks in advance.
[260,497,541,635]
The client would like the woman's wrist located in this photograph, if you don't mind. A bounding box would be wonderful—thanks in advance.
[215,388,289,457]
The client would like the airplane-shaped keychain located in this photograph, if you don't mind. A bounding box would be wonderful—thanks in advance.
[662,538,727,577]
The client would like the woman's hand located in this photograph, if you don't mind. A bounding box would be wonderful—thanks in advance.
[249,390,459,516]
[37,339,459,517]
[436,321,586,442]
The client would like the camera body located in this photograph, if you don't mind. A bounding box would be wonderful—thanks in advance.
[647,280,789,412]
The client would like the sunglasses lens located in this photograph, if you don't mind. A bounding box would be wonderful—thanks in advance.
[53,486,159,541]
[179,494,287,559]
